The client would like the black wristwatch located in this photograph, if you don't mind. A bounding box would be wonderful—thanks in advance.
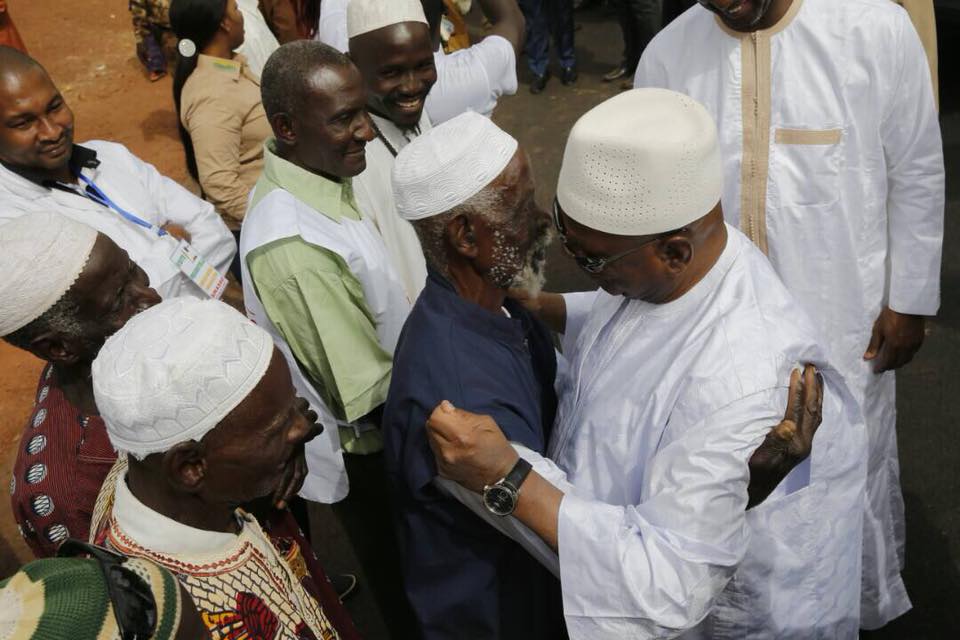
[482,458,532,517]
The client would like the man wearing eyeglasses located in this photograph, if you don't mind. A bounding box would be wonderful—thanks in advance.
[387,100,848,639]
[632,0,945,629]
[424,89,868,639]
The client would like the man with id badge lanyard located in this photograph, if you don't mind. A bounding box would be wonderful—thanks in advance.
[0,46,235,301]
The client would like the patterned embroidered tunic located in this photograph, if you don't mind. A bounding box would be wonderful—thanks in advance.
[101,475,341,640]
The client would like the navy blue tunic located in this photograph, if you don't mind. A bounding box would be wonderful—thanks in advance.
[384,270,565,640]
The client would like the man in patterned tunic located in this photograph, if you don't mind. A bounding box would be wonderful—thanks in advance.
[0,213,358,639]
[90,297,356,640]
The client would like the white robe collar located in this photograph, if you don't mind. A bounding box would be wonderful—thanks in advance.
[112,473,242,557]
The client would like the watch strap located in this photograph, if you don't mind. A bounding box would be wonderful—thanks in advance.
[503,457,532,491]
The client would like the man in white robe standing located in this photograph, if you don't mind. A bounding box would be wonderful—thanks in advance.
[347,0,437,300]
[321,0,523,125]
[424,88,868,639]
[632,0,945,627]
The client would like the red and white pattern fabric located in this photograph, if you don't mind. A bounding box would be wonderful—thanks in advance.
[9,365,117,558]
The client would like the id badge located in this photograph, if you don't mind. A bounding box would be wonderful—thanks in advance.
[169,238,228,299]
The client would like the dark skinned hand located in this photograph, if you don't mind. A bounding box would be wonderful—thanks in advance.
[863,306,926,373]
[272,397,320,510]
[427,365,825,511]
[427,400,518,493]
[160,222,192,243]
[746,364,824,509]
[272,447,308,511]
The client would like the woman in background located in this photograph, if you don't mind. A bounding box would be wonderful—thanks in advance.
[171,0,271,278]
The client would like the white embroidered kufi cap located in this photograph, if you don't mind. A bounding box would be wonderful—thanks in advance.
[392,110,519,221]
[557,88,723,236]
[347,0,428,39]
[0,212,98,337]
[92,298,275,459]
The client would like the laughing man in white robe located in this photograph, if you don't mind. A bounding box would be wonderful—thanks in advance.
[347,0,436,300]
[632,0,945,627]
[425,89,868,639]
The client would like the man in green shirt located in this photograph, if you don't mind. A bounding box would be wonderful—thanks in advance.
[240,40,417,632]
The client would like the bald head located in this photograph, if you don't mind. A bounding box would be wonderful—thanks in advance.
[0,46,43,80]
[261,40,353,121]
[0,48,74,179]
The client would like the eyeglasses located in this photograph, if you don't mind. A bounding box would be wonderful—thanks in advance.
[552,201,663,274]
[58,539,158,640]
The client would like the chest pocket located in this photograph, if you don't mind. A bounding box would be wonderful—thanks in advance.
[770,127,843,207]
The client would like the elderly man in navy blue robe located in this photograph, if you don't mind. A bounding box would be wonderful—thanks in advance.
[383,112,563,640]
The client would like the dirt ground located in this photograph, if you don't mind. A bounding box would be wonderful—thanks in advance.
[0,0,196,573]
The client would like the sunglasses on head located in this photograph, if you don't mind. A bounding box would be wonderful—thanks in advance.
[58,539,159,640]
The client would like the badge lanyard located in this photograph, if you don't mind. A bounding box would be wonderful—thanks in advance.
[77,174,168,237]
[74,174,227,300]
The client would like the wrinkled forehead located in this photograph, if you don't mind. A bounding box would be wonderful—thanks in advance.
[302,62,365,109]
[350,21,434,65]
[490,148,529,190]
[69,234,130,306]
[211,347,292,439]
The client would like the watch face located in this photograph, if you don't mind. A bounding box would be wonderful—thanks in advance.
[483,485,517,516]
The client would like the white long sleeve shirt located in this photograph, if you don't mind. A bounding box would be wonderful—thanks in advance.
[466,228,867,639]
[633,0,944,625]
[0,140,235,301]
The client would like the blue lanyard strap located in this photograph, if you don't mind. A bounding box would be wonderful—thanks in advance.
[76,174,167,237]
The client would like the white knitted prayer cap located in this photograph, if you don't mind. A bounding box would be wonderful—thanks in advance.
[392,110,519,221]
[0,212,99,337]
[557,88,723,236]
[92,297,275,459]
[347,0,428,39]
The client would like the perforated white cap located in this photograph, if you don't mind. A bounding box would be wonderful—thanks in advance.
[392,111,518,220]
[0,212,99,337]
[557,88,723,236]
[92,298,275,459]
[347,0,428,39]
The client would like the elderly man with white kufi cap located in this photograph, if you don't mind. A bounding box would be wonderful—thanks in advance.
[88,297,359,640]
[424,89,868,639]
[383,110,565,639]
[0,211,162,558]
[347,0,437,300]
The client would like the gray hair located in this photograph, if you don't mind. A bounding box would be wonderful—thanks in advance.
[261,40,353,121]
[412,185,510,276]
[2,293,85,352]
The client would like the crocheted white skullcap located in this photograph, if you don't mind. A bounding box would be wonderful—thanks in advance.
[92,297,274,459]
[347,0,428,39]
[0,212,98,337]
[557,88,723,236]
[392,110,518,220]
